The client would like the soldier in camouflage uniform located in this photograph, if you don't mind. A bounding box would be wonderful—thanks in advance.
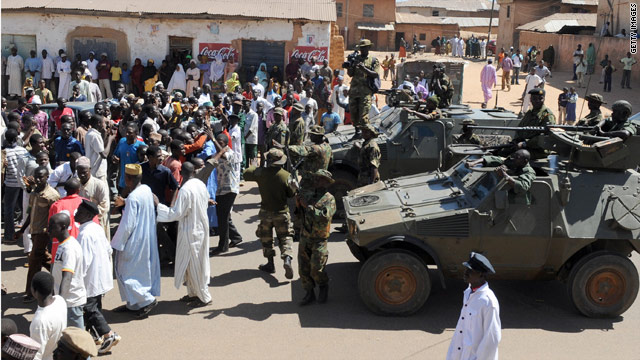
[357,124,381,186]
[243,149,295,278]
[297,169,337,305]
[596,100,637,140]
[577,93,605,126]
[515,88,556,159]
[455,119,481,145]
[429,64,454,108]
[406,95,443,121]
[467,149,536,205]
[346,39,380,139]
[288,102,306,146]
[266,107,289,150]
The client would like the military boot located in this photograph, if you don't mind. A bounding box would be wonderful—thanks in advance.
[259,256,275,274]
[318,285,329,304]
[283,256,294,279]
[299,289,316,306]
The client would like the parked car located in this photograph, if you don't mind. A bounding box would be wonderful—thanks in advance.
[486,39,497,56]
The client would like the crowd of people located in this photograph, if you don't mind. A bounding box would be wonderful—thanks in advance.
[0,38,389,360]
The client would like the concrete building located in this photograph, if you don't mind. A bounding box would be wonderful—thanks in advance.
[397,0,499,18]
[497,0,598,48]
[334,0,396,50]
[1,0,337,85]
[595,0,634,37]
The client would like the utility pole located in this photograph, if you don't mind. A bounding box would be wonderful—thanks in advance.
[487,0,496,59]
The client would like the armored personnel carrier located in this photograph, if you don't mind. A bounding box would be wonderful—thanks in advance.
[327,105,520,214]
[343,128,640,317]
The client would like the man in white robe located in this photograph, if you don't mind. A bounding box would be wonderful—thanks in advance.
[447,252,501,360]
[7,47,24,97]
[156,162,212,307]
[41,49,56,91]
[57,53,72,99]
[111,163,160,317]
[186,60,200,97]
[331,75,346,121]
[76,156,111,240]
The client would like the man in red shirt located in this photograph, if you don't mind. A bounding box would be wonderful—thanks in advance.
[97,53,112,98]
[163,139,185,185]
[51,97,74,130]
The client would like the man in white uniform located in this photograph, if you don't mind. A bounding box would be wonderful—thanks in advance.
[86,51,99,81]
[156,162,212,307]
[7,47,24,98]
[56,53,72,99]
[447,252,501,360]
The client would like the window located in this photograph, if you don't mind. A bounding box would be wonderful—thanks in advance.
[506,5,510,19]
[336,3,343,17]
[363,4,374,17]
[419,33,426,41]
[432,10,439,16]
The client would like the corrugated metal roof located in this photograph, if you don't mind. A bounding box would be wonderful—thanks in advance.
[397,0,499,12]
[355,22,395,31]
[396,13,498,27]
[517,13,597,33]
[1,0,337,22]
[561,0,598,6]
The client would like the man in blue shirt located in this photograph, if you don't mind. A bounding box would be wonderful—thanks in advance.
[320,107,341,134]
[113,123,145,191]
[54,122,84,165]
[25,50,42,84]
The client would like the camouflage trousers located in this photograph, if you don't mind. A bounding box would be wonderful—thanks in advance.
[298,236,329,291]
[256,209,294,259]
[349,93,372,129]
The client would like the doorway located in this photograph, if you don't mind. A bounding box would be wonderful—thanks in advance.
[395,32,405,51]
[169,36,193,70]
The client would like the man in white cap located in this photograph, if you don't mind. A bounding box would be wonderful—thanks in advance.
[76,156,111,239]
[85,51,98,81]
[447,252,501,360]
[56,53,72,99]
[2,334,40,360]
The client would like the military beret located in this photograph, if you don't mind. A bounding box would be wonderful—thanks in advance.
[426,95,440,105]
[585,93,606,104]
[528,88,545,96]
[463,252,495,274]
[58,327,97,358]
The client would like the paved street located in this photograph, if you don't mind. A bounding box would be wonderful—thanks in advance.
[2,181,640,360]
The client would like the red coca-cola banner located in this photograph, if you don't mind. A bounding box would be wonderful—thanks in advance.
[289,46,329,64]
[198,43,238,61]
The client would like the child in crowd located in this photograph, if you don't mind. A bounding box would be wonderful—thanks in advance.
[565,87,578,125]
[603,60,616,92]
[557,87,569,125]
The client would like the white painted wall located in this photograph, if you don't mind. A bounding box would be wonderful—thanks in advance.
[1,12,331,63]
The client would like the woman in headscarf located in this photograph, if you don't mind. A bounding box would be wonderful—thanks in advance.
[168,63,187,93]
[142,59,158,92]
[209,55,226,94]
[131,58,144,95]
[225,72,241,93]
[269,65,283,85]
[255,62,269,89]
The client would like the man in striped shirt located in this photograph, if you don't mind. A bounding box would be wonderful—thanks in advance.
[3,128,29,244]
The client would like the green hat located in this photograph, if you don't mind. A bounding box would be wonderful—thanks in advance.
[273,107,285,116]
[528,88,545,96]
[426,95,440,106]
[312,169,334,183]
[292,102,304,112]
[266,148,287,166]
[585,93,606,104]
[356,39,373,48]
[361,124,379,137]
[308,125,325,136]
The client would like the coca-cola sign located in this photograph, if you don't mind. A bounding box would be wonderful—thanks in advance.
[289,46,329,64]
[199,43,238,61]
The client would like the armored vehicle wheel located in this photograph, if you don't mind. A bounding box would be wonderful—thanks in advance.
[346,239,367,262]
[358,249,431,315]
[567,252,639,318]
[329,169,357,218]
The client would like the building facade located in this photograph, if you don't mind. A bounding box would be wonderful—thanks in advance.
[397,0,498,18]
[596,0,634,36]
[334,0,396,50]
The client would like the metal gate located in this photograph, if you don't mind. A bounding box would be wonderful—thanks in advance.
[241,40,285,82]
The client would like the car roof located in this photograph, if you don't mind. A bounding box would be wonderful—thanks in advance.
[40,101,96,111]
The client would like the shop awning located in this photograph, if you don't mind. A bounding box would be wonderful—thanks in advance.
[356,22,395,31]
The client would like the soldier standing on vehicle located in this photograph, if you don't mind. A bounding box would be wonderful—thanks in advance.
[467,149,535,204]
[595,100,636,141]
[357,125,381,186]
[429,64,454,109]
[446,252,501,360]
[297,170,336,306]
[455,119,481,145]
[266,107,289,151]
[577,93,605,126]
[515,88,555,159]
[243,149,295,279]
[274,125,332,240]
[346,39,380,140]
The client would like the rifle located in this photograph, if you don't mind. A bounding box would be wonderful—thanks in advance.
[283,131,303,192]
[467,125,597,133]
